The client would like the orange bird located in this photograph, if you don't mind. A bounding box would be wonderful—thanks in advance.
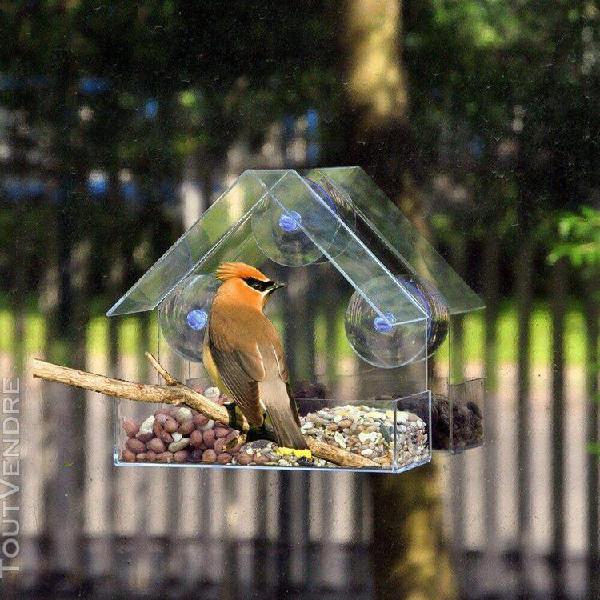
[202,262,308,451]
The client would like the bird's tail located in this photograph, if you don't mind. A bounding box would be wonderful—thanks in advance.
[259,379,308,450]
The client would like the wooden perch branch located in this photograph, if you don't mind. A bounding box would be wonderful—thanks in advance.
[32,356,379,469]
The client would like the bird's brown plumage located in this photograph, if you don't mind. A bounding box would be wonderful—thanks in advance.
[202,262,307,449]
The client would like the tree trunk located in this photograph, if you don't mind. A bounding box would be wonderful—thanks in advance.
[339,1,456,597]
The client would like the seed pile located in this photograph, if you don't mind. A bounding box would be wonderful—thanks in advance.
[119,391,429,469]
[300,405,429,468]
[121,405,243,465]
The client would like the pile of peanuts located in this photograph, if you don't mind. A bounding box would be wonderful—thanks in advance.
[120,405,244,465]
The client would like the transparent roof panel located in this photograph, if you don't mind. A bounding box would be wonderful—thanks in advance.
[305,167,484,315]
[262,171,426,325]
[107,167,479,321]
[107,171,268,316]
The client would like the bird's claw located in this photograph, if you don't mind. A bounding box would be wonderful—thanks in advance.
[224,402,241,430]
[225,434,243,451]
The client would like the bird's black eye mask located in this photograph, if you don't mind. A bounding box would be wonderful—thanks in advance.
[244,277,274,292]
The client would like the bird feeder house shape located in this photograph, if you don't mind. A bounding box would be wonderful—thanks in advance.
[108,167,485,473]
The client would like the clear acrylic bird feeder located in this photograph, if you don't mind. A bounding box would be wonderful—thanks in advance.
[107,167,484,473]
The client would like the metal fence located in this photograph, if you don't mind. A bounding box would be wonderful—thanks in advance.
[1,246,598,599]
[442,243,599,599]
[1,120,599,599]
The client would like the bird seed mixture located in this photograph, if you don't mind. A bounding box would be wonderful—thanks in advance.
[119,389,429,470]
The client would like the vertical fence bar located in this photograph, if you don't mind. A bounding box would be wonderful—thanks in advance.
[516,236,534,587]
[231,470,259,593]
[288,472,310,589]
[138,330,172,588]
[105,313,120,591]
[528,341,552,580]
[564,308,588,597]
[494,349,519,574]
[0,345,19,591]
[164,352,184,595]
[585,278,600,597]
[20,350,44,589]
[83,326,111,584]
[113,339,144,592]
[264,469,281,593]
[550,258,567,593]
[483,234,500,562]
[45,295,86,592]
[320,472,356,590]
[133,315,156,593]
[449,238,466,552]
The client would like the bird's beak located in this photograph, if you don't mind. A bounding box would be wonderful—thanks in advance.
[263,281,286,304]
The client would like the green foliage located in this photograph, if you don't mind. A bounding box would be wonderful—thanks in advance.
[404,0,599,241]
[587,441,600,455]
[548,207,600,268]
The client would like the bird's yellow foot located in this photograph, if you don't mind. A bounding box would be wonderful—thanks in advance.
[276,447,312,459]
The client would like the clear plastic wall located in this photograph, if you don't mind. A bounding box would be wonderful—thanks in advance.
[427,313,485,452]
[109,168,483,470]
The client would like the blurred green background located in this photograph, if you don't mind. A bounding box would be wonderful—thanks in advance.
[0,1,599,599]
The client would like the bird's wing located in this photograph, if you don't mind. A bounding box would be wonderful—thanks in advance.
[268,334,301,427]
[257,344,305,447]
[286,381,301,427]
[207,318,265,427]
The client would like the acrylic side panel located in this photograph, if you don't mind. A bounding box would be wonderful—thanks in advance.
[393,391,432,471]
[429,312,485,452]
[448,379,484,452]
[448,310,484,450]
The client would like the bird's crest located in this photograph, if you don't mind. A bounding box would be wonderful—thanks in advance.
[216,262,269,282]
